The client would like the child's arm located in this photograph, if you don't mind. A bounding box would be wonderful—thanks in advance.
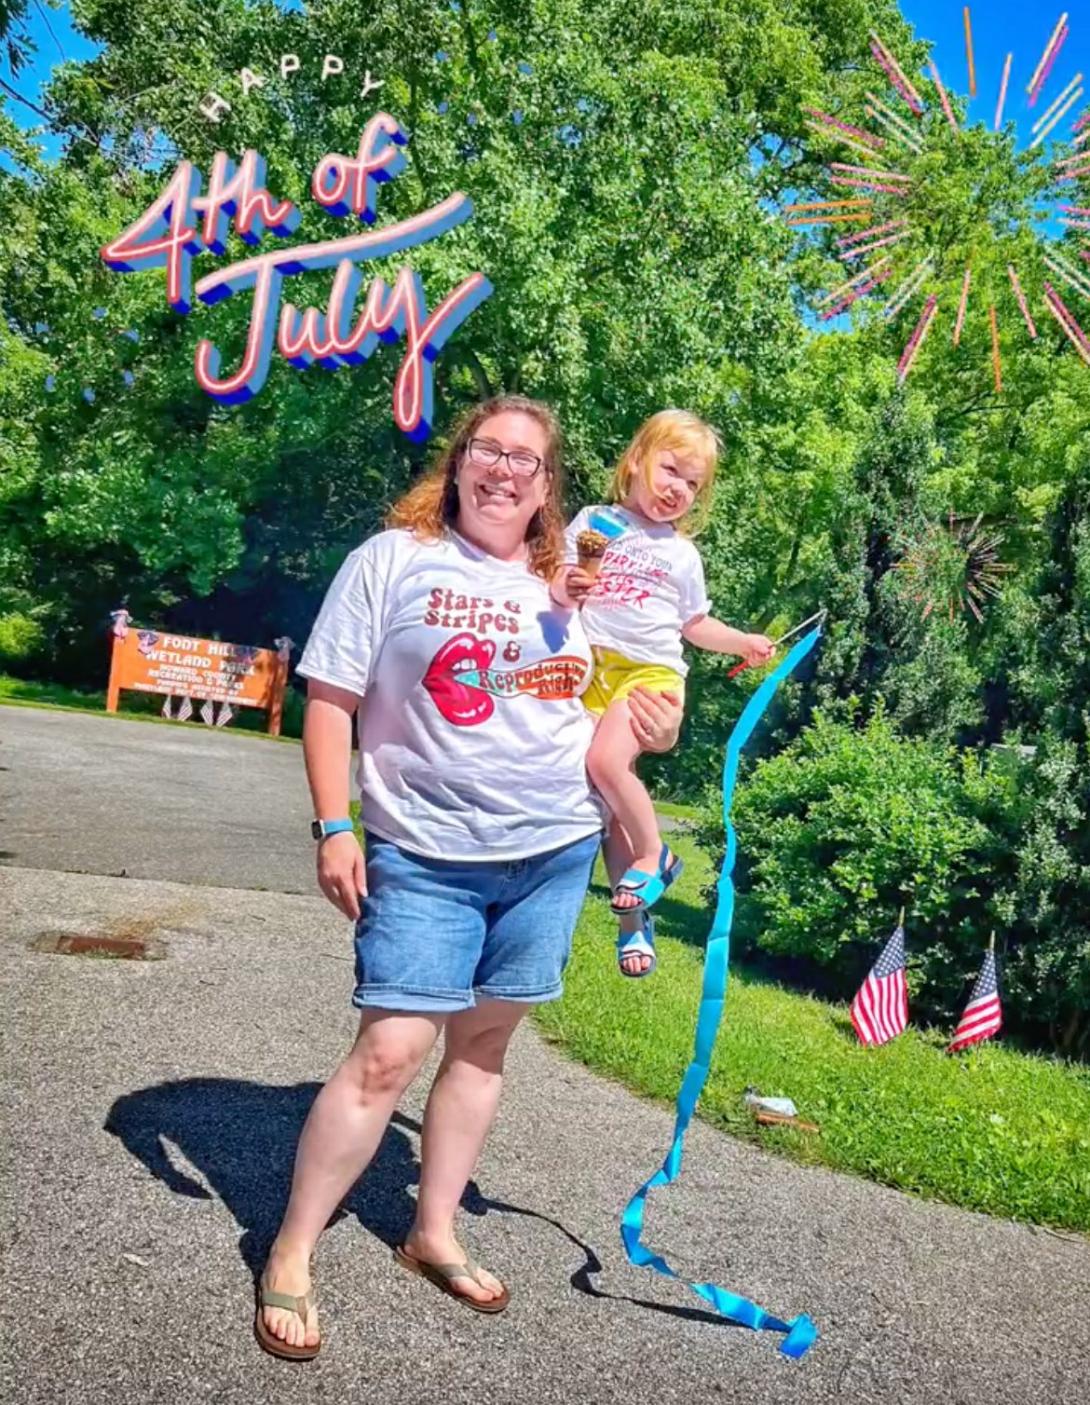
[682,614,775,665]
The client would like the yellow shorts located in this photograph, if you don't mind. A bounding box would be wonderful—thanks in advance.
[581,646,685,717]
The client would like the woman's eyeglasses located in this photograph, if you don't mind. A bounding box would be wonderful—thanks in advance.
[466,437,543,478]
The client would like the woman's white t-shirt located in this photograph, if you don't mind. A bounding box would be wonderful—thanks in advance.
[297,528,605,861]
[564,505,711,676]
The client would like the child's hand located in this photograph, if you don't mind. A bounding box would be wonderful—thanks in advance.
[564,566,597,604]
[740,633,776,666]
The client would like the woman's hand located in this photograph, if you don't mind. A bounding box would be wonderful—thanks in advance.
[564,566,596,604]
[317,831,367,920]
[628,686,683,754]
[551,566,595,609]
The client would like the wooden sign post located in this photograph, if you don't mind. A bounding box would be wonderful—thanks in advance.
[105,620,290,735]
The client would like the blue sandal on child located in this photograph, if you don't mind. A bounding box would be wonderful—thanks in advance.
[609,844,684,915]
[616,910,657,978]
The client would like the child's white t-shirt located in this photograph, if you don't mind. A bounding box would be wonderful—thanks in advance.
[564,505,711,677]
[298,528,605,861]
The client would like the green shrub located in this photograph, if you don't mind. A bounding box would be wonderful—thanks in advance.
[693,704,1021,1021]
[0,611,44,664]
[991,738,1090,1057]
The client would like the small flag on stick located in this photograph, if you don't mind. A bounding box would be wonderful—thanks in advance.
[176,696,193,722]
[216,702,234,727]
[850,909,909,1045]
[161,695,173,720]
[200,699,215,726]
[948,934,1002,1053]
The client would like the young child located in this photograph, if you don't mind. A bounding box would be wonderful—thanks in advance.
[552,409,774,977]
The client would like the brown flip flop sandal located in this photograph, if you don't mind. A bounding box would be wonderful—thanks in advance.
[393,1245,511,1314]
[254,1276,321,1361]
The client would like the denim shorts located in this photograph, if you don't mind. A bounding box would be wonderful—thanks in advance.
[352,829,602,1014]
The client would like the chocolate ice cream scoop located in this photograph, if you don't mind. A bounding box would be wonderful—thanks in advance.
[576,528,609,577]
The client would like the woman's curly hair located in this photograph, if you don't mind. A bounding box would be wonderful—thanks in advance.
[387,395,566,582]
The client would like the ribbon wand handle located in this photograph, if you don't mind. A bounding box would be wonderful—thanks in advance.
[728,609,827,680]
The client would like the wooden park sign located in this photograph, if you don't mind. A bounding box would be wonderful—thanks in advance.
[106,611,291,735]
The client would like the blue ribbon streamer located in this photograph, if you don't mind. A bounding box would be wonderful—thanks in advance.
[619,625,823,1360]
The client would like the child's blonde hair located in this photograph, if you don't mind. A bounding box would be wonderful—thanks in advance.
[608,409,720,536]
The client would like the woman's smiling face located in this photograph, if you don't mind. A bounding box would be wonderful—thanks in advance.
[454,410,551,552]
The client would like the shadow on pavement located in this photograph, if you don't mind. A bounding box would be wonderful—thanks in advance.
[104,1077,738,1329]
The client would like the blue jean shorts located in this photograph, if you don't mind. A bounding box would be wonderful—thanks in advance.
[352,829,602,1014]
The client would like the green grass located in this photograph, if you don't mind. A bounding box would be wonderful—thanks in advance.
[0,673,299,741]
[649,799,699,821]
[535,831,1090,1233]
[0,674,108,710]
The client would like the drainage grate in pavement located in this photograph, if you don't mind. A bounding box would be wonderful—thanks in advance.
[29,932,166,960]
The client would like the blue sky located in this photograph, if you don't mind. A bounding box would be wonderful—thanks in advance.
[4,1,1084,160]
[905,0,1087,137]
[1,0,300,163]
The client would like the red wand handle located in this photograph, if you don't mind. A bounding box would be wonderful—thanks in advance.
[727,609,828,683]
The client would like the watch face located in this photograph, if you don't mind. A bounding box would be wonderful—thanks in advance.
[310,819,323,840]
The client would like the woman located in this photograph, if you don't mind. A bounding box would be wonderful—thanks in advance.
[256,395,682,1359]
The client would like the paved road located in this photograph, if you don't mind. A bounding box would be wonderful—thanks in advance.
[0,706,683,889]
[1,709,1088,1404]
[0,706,316,892]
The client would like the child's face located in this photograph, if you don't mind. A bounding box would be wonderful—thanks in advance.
[627,448,706,523]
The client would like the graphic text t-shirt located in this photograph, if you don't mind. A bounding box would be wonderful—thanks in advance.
[565,505,711,676]
[298,528,605,860]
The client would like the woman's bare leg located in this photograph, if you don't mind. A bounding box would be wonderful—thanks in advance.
[261,1009,443,1348]
[403,998,530,1302]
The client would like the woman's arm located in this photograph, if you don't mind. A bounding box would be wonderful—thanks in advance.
[682,615,774,664]
[304,679,367,919]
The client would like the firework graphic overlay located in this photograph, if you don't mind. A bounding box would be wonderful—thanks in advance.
[791,11,1089,387]
[894,512,1012,624]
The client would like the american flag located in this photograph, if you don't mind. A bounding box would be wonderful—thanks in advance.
[200,699,215,726]
[160,695,173,719]
[176,695,193,722]
[850,919,909,1046]
[948,947,1002,1053]
[215,702,233,727]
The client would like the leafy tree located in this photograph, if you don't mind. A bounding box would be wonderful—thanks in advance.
[1,1,33,76]
[1,0,912,682]
[982,469,1090,1056]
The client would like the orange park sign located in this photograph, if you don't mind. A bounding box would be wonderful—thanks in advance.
[106,616,290,735]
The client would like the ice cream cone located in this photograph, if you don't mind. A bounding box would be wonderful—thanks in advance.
[576,528,608,579]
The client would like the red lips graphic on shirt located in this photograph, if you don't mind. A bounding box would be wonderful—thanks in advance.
[422,634,497,726]
[422,633,588,727]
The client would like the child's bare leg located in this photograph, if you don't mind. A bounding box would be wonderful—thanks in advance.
[586,700,662,912]
[603,820,653,976]
[601,819,634,895]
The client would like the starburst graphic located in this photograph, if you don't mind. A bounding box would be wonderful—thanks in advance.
[788,10,1090,388]
[893,512,1012,623]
